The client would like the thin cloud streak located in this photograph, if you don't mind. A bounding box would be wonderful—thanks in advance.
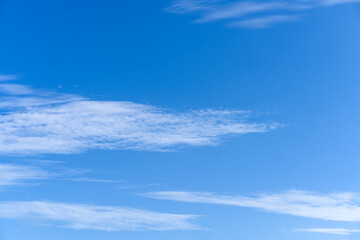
[146,190,360,222]
[0,163,137,187]
[65,178,124,183]
[0,84,35,95]
[295,228,360,235]
[0,75,20,81]
[228,15,299,29]
[0,82,277,155]
[0,164,48,186]
[167,0,360,28]
[0,201,200,231]
[195,1,296,23]
[318,0,360,6]
[167,0,218,13]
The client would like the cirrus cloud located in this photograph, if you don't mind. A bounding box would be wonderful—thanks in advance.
[167,0,360,28]
[145,190,360,222]
[0,82,277,155]
[0,201,200,231]
[295,228,360,235]
[0,164,48,187]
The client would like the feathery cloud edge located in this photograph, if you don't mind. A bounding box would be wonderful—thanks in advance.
[0,80,278,155]
[167,0,360,28]
[145,190,360,222]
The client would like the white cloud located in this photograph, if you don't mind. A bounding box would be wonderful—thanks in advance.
[167,0,360,28]
[0,83,277,155]
[145,190,360,222]
[0,201,199,231]
[0,75,19,81]
[228,15,299,29]
[0,163,134,187]
[295,228,360,235]
[0,84,35,95]
[196,1,295,23]
[318,0,360,6]
[167,0,217,13]
[0,164,48,186]
[65,177,123,183]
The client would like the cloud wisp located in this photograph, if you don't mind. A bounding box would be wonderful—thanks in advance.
[295,228,360,235]
[0,84,35,95]
[228,15,299,29]
[0,82,277,155]
[0,164,48,187]
[0,201,199,231]
[167,0,360,28]
[0,74,20,81]
[0,162,148,189]
[145,190,360,222]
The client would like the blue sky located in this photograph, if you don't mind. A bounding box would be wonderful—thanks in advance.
[1,0,360,239]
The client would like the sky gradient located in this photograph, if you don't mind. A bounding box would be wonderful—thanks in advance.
[1,0,360,239]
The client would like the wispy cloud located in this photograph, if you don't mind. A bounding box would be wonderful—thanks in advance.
[0,162,140,188]
[0,82,277,155]
[0,84,35,95]
[318,0,360,7]
[167,0,218,13]
[295,228,360,235]
[0,201,199,231]
[0,164,48,186]
[0,163,93,187]
[64,177,124,183]
[167,0,360,28]
[0,74,19,81]
[194,1,298,23]
[145,190,360,221]
[228,15,299,29]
